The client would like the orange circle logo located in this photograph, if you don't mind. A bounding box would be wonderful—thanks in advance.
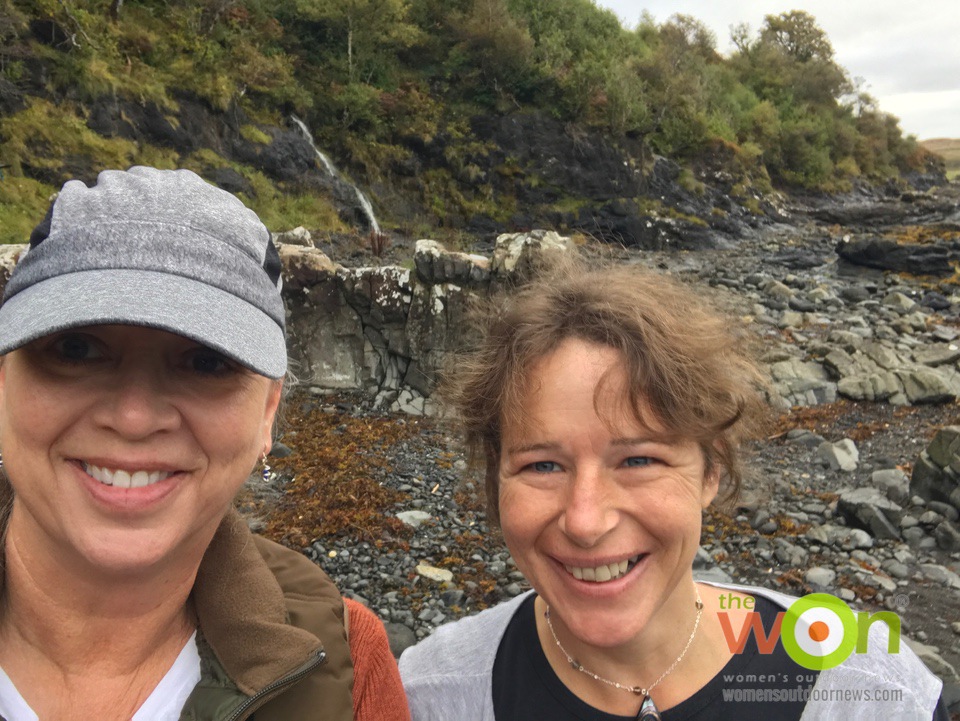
[808,621,830,642]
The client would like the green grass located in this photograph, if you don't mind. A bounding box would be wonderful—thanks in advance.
[920,138,960,177]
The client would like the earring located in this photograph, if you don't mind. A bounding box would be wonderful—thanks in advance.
[260,452,271,482]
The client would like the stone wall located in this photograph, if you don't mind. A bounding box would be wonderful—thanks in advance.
[280,230,573,414]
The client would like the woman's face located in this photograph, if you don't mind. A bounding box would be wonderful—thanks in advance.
[498,338,717,649]
[0,325,282,577]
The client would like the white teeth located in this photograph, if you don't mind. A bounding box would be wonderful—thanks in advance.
[565,555,640,583]
[83,464,172,488]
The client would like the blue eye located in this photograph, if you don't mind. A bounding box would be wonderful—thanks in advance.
[530,461,561,473]
[624,456,653,468]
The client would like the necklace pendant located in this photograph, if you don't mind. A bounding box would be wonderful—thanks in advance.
[635,695,661,721]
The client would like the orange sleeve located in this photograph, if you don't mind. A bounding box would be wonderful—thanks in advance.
[344,597,412,721]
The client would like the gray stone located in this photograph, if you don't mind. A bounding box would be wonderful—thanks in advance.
[440,589,466,607]
[758,520,779,535]
[786,429,826,448]
[900,515,919,529]
[416,564,454,584]
[837,487,904,528]
[694,566,734,584]
[902,526,926,548]
[920,563,960,590]
[863,507,902,540]
[836,372,901,402]
[750,510,772,530]
[932,325,960,342]
[911,452,945,502]
[763,280,794,301]
[841,528,875,550]
[895,368,956,404]
[880,559,911,579]
[773,539,808,566]
[927,426,960,467]
[693,547,714,569]
[913,343,960,367]
[491,230,573,279]
[384,622,417,659]
[822,349,859,379]
[274,226,313,246]
[927,501,960,521]
[396,510,433,528]
[872,468,910,504]
[775,377,838,407]
[805,567,837,588]
[934,521,960,551]
[779,311,805,328]
[818,439,860,472]
[882,291,919,314]
[414,239,490,286]
[862,341,903,370]
[919,510,944,525]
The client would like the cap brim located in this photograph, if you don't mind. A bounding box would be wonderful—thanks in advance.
[0,269,286,379]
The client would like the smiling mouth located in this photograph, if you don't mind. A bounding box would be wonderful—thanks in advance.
[82,463,174,489]
[563,554,644,583]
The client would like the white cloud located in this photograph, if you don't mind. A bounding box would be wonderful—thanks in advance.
[593,1,960,139]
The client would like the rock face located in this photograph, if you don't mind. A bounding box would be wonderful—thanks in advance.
[279,231,570,414]
[912,427,960,519]
[836,236,955,275]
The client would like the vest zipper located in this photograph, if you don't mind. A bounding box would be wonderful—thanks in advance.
[225,648,327,721]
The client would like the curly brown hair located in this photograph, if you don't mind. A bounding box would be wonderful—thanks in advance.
[441,256,771,525]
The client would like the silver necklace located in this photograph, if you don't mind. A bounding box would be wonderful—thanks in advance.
[543,589,704,721]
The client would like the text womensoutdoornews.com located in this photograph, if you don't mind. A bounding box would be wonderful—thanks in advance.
[721,682,904,703]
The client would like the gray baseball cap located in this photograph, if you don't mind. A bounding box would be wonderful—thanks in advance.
[0,166,286,378]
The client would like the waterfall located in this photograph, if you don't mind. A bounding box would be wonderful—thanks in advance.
[353,188,380,235]
[290,115,381,235]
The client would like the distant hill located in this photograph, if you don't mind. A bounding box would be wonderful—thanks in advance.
[921,139,960,179]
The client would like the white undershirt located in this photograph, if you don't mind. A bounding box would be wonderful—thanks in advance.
[0,631,201,721]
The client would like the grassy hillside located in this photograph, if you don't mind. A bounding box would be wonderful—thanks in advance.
[0,0,944,244]
[921,139,960,180]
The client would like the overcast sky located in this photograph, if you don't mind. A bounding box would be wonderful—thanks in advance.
[593,1,960,140]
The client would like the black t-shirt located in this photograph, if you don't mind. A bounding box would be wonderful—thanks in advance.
[492,593,817,721]
[492,594,952,720]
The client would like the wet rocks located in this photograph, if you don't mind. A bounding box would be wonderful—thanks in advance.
[912,427,960,509]
[836,236,954,275]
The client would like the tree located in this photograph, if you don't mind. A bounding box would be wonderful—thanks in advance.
[760,10,834,63]
[293,0,421,84]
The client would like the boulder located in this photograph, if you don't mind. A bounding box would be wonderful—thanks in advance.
[836,236,954,275]
[491,230,575,280]
[414,239,490,286]
[818,439,860,472]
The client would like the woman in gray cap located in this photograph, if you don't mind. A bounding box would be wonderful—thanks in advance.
[0,167,410,720]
